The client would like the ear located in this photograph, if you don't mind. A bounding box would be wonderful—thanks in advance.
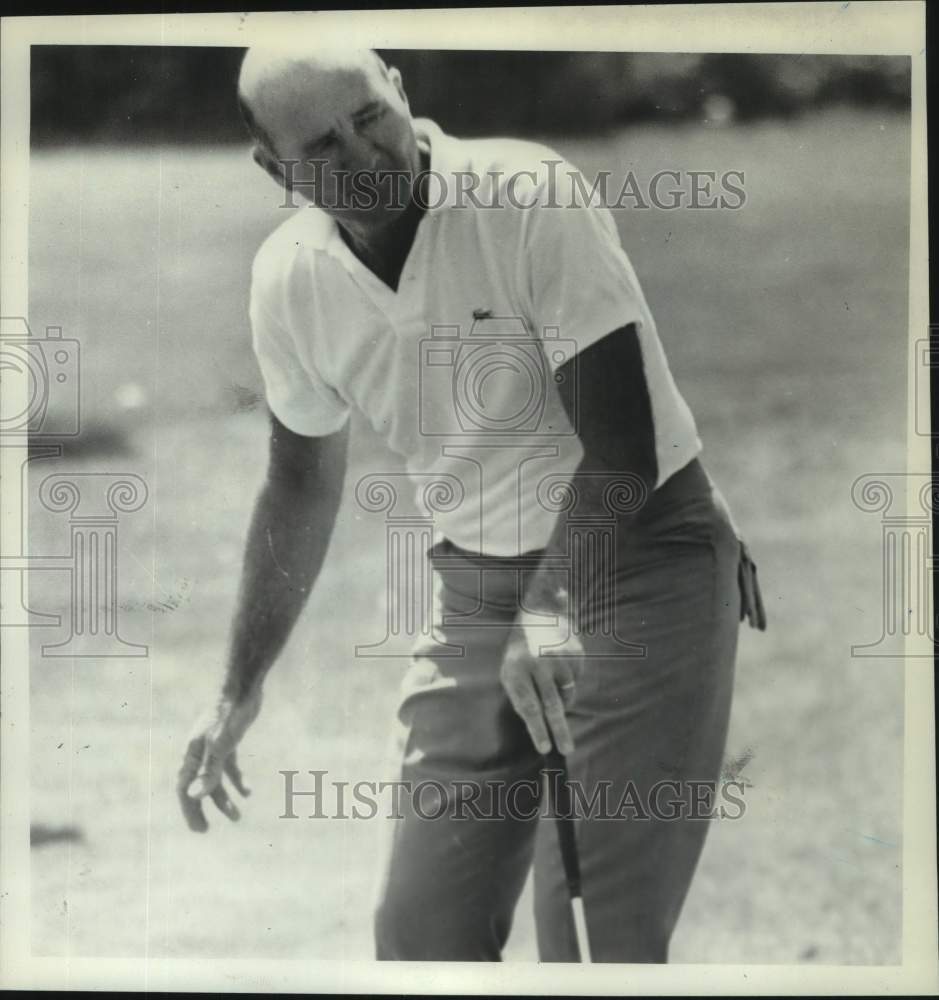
[387,65,408,107]
[252,143,289,189]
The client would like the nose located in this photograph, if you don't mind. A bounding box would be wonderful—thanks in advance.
[340,130,380,173]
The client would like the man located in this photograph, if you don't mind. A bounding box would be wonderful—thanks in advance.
[177,46,766,962]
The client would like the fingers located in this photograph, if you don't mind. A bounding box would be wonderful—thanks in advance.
[177,737,209,833]
[750,560,768,631]
[549,656,578,709]
[738,541,768,632]
[559,677,577,709]
[503,650,577,756]
[738,549,755,625]
[533,666,574,755]
[210,782,241,822]
[178,739,245,832]
[188,739,225,799]
[224,753,252,798]
[504,673,552,755]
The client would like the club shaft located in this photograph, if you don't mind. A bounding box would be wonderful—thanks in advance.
[546,749,591,962]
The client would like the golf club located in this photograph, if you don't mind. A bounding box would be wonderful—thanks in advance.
[546,747,591,963]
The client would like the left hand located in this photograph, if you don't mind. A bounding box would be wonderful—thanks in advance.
[738,540,767,631]
[500,620,583,756]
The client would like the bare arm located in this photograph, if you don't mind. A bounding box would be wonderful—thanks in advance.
[500,324,654,755]
[523,323,656,614]
[222,412,349,700]
[178,412,349,831]
[502,324,765,756]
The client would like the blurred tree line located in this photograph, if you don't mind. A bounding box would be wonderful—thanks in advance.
[30,45,910,145]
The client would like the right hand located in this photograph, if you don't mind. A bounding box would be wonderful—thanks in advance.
[501,618,583,757]
[177,687,262,833]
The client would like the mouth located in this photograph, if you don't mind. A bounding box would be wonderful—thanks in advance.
[338,167,414,213]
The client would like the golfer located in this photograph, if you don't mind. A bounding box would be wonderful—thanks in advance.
[178,47,766,963]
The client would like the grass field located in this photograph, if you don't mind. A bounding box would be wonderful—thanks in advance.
[26,107,909,964]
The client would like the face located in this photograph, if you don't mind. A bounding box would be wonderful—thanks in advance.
[255,59,421,230]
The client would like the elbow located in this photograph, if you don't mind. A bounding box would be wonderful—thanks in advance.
[577,439,657,493]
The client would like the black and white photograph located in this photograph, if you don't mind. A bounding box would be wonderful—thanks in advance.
[0,4,934,993]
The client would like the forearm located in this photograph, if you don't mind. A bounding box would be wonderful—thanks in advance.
[177,415,347,831]
[221,478,337,700]
[520,459,620,626]
[521,323,656,622]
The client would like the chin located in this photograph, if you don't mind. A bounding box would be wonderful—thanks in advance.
[333,203,407,229]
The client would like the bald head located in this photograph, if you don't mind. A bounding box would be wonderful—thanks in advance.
[236,45,422,228]
[238,47,392,158]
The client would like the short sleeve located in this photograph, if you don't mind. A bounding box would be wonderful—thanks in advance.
[249,274,350,437]
[523,170,647,369]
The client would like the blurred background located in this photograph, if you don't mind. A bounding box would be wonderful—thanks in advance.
[25,47,910,965]
[31,46,911,142]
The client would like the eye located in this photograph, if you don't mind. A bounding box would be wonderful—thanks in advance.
[356,106,387,128]
[307,133,337,157]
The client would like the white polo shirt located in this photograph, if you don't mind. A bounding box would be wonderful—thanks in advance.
[249,118,702,556]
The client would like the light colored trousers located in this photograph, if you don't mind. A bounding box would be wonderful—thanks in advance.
[374,458,741,962]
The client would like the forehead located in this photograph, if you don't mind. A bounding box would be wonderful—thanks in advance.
[254,58,389,147]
